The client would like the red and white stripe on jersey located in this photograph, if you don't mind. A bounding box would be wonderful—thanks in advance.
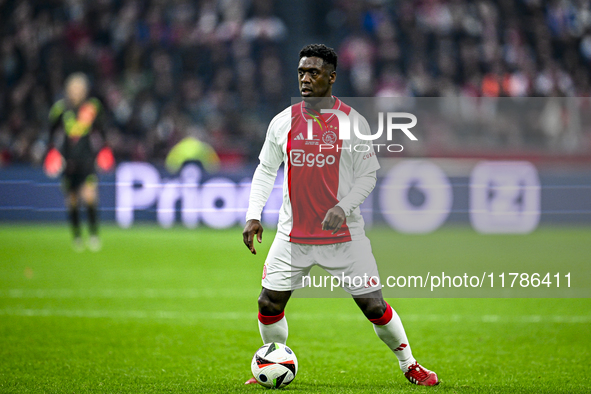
[255,97,380,245]
[287,99,352,244]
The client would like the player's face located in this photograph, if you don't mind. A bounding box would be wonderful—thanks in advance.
[66,78,88,107]
[298,56,336,98]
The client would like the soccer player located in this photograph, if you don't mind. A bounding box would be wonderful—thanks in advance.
[47,73,112,251]
[242,44,439,386]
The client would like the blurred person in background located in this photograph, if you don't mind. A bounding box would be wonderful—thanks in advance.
[165,125,220,174]
[46,72,113,251]
[1,0,590,168]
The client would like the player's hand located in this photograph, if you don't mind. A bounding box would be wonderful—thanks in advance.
[43,147,65,178]
[96,146,115,172]
[321,206,346,234]
[243,219,264,255]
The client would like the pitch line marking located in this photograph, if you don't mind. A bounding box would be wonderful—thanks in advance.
[0,308,589,324]
[0,288,250,299]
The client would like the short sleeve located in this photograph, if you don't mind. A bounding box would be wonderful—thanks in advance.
[49,100,65,124]
[89,97,103,113]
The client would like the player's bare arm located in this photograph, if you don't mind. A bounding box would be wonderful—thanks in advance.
[321,206,346,234]
[242,219,263,255]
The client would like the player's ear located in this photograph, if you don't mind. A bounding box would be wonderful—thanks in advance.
[329,70,337,85]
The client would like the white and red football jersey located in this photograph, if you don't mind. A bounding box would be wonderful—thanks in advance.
[255,97,380,245]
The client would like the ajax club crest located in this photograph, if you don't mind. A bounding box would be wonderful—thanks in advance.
[322,130,337,144]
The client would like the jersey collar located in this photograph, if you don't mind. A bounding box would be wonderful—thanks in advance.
[299,96,342,124]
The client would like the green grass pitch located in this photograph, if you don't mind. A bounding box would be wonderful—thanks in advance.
[0,224,590,393]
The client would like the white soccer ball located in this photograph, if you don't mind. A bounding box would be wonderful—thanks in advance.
[250,342,298,388]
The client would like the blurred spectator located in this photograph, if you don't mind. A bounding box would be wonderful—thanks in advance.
[0,0,287,168]
[1,0,590,168]
[165,127,220,174]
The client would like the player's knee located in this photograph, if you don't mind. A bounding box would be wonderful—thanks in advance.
[82,188,97,205]
[360,298,387,320]
[258,293,284,316]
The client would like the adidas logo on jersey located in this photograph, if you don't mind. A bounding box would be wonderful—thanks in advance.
[294,133,305,140]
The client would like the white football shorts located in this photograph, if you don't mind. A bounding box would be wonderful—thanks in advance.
[261,236,381,296]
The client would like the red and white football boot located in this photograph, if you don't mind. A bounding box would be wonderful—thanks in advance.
[404,362,439,386]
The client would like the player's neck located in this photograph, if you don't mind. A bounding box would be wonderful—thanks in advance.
[69,99,85,108]
[303,95,335,113]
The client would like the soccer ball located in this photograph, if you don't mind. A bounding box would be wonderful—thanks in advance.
[250,342,298,388]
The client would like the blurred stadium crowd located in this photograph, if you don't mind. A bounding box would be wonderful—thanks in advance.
[1,0,590,169]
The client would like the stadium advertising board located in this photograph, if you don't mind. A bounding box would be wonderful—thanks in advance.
[114,159,544,234]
